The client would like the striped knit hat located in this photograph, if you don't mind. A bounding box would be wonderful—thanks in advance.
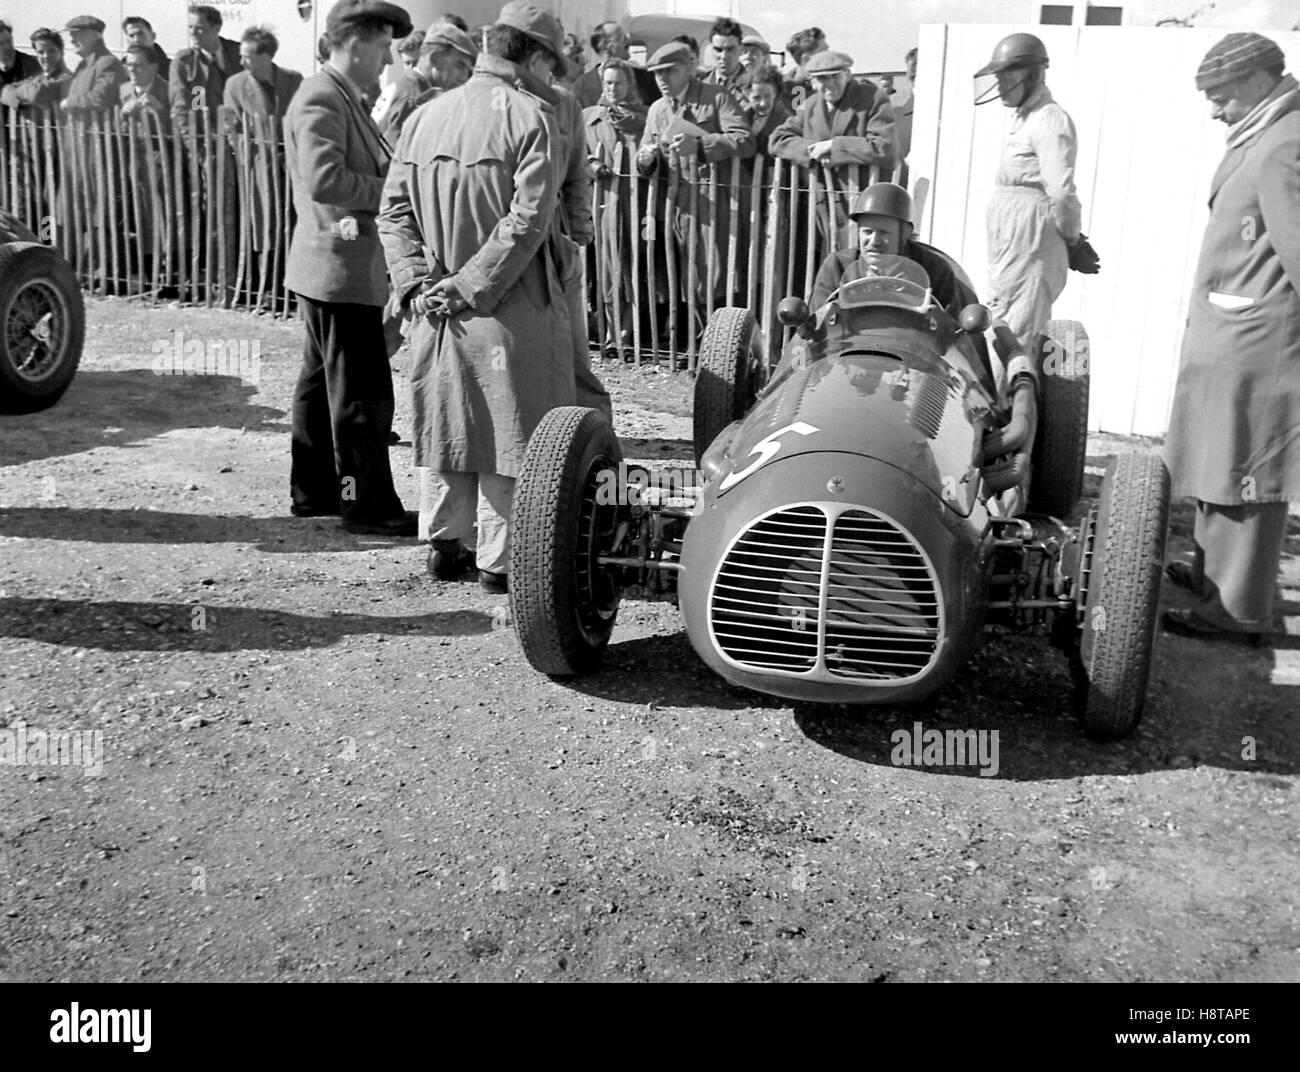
[1195,33,1285,91]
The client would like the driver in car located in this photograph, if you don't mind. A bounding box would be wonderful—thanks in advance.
[810,182,974,317]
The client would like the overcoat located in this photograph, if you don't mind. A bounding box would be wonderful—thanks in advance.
[378,54,575,479]
[284,65,392,307]
[769,79,896,181]
[168,37,240,118]
[224,67,303,249]
[1164,88,1300,505]
[584,100,645,303]
[64,46,127,118]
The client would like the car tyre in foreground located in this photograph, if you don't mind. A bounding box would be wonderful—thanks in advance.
[1029,319,1089,518]
[1072,452,1170,739]
[693,306,763,466]
[0,242,85,414]
[511,406,624,677]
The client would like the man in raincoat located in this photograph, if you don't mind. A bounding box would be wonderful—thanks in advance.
[975,33,1098,358]
[379,2,576,594]
[1163,33,1300,641]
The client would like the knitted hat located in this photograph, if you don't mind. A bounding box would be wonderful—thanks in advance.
[1195,33,1285,91]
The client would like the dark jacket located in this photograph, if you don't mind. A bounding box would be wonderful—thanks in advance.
[0,65,72,114]
[810,241,973,315]
[64,45,128,118]
[0,49,40,98]
[771,78,896,176]
[169,37,241,118]
[118,76,170,130]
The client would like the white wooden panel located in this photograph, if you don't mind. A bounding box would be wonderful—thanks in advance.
[911,24,1300,436]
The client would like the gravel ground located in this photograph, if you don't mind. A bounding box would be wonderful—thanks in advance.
[0,296,1297,982]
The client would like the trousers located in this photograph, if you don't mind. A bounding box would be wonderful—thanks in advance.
[290,296,404,522]
[419,469,514,574]
[1189,500,1289,632]
[986,185,1069,350]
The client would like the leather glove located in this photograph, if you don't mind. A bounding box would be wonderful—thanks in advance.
[1068,234,1101,274]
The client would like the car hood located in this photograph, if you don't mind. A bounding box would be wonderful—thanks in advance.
[704,349,994,517]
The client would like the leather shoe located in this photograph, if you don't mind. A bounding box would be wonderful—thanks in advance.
[479,570,509,594]
[427,539,475,580]
[1163,561,1200,594]
[341,512,418,537]
[1161,609,1263,647]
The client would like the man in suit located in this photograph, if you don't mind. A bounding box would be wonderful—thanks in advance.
[119,45,170,127]
[1,28,72,115]
[702,17,749,103]
[59,16,127,119]
[285,0,415,536]
[1163,33,1300,642]
[572,20,657,109]
[170,4,241,124]
[637,41,753,341]
[223,25,303,123]
[770,50,895,251]
[123,17,169,80]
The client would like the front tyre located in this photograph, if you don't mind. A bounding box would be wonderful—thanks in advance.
[511,406,624,677]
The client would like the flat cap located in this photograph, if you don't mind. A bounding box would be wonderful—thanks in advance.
[647,41,694,71]
[806,50,853,76]
[422,20,478,59]
[64,15,107,33]
[1196,32,1285,91]
[496,1,565,65]
[324,0,413,40]
[741,34,769,51]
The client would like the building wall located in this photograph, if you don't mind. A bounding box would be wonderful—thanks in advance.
[909,22,1300,436]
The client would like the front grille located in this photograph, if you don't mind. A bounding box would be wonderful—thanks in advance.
[710,506,941,682]
[710,506,825,672]
[822,511,941,679]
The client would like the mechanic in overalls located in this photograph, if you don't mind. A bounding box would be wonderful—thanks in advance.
[975,33,1098,356]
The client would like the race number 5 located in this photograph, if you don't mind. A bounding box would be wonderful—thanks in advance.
[719,422,819,491]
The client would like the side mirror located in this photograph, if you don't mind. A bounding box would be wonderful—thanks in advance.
[777,297,809,327]
[958,303,992,334]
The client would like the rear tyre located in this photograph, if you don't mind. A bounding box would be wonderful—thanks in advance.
[0,242,85,414]
[510,406,624,677]
[1029,319,1089,518]
[693,306,763,466]
[1073,452,1170,739]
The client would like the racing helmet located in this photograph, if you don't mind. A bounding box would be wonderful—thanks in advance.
[848,182,914,226]
[975,33,1050,77]
[974,33,1049,105]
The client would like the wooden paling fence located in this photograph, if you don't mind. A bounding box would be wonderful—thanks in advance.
[0,114,884,370]
[0,108,295,315]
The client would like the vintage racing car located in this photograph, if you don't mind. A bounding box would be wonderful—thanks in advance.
[0,210,85,413]
[510,256,1170,739]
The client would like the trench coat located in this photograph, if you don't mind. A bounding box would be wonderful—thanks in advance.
[378,54,575,479]
[1164,89,1300,505]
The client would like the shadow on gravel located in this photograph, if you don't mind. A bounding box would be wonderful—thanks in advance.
[0,507,413,553]
[0,597,493,651]
[618,437,695,462]
[792,624,1300,779]
[0,370,285,467]
[569,632,788,711]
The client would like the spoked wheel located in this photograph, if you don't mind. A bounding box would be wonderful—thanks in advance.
[693,306,764,465]
[511,406,625,677]
[1029,319,1089,518]
[1072,452,1170,739]
[0,242,85,414]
